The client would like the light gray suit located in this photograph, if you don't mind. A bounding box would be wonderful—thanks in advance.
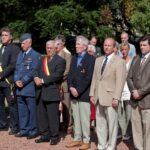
[127,54,150,150]
[90,54,126,150]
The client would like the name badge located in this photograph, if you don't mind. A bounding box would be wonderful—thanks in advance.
[27,65,30,70]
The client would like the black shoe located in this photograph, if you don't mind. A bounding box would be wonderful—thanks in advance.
[50,139,59,145]
[0,127,8,131]
[35,137,49,143]
[117,135,122,139]
[27,134,38,140]
[15,132,27,137]
[9,130,19,135]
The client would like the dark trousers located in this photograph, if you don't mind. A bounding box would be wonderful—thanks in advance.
[0,87,19,132]
[17,96,37,135]
[37,99,59,140]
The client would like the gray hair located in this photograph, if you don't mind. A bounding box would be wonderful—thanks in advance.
[87,44,96,53]
[76,35,89,47]
[120,41,130,50]
[46,40,55,46]
[55,35,66,43]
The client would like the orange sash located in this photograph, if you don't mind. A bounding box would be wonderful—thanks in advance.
[43,56,50,76]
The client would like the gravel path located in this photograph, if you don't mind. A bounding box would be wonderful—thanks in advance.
[0,130,134,150]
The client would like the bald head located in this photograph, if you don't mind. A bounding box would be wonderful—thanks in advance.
[103,38,116,56]
[121,32,129,43]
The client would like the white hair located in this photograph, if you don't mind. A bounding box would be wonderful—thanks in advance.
[87,44,96,53]
[76,35,89,47]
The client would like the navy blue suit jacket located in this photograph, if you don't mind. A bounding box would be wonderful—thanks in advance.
[68,52,95,102]
[0,43,20,87]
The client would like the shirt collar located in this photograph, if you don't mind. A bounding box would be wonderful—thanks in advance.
[142,52,150,60]
[105,52,114,61]
[78,51,86,58]
[24,47,32,54]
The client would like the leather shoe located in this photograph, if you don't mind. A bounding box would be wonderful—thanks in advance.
[0,127,8,131]
[67,126,73,134]
[122,135,131,141]
[15,132,27,137]
[66,141,82,148]
[9,130,19,135]
[79,143,90,150]
[35,137,49,143]
[50,139,59,145]
[27,134,38,139]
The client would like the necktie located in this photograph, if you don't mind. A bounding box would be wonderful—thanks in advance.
[140,56,146,66]
[23,52,26,58]
[1,46,5,54]
[77,55,82,66]
[0,46,5,63]
[48,56,53,62]
[101,56,108,74]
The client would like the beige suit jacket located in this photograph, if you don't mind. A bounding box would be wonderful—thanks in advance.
[58,48,72,92]
[90,54,126,106]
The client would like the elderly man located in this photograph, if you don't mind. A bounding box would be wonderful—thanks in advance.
[66,35,95,150]
[127,35,150,150]
[54,35,72,133]
[90,37,126,150]
[87,44,96,57]
[120,32,136,58]
[14,33,40,139]
[34,40,66,145]
[90,36,102,57]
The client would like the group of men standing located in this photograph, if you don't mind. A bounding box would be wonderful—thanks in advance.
[0,26,150,150]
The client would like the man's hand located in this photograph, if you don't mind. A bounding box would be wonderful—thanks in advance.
[70,87,79,97]
[90,96,95,105]
[34,77,43,86]
[112,99,119,108]
[15,80,23,88]
[132,90,142,100]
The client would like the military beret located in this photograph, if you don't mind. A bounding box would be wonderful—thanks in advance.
[20,33,32,42]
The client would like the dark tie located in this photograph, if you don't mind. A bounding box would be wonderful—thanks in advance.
[0,46,5,63]
[23,52,26,59]
[48,56,52,62]
[101,56,108,74]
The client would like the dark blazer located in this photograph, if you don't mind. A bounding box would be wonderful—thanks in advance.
[14,48,40,97]
[35,54,66,102]
[127,54,150,109]
[0,43,20,87]
[67,52,95,102]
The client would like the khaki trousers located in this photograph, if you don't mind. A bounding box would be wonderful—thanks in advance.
[96,103,118,150]
[71,100,90,143]
[62,92,72,127]
[132,106,150,150]
[118,101,132,136]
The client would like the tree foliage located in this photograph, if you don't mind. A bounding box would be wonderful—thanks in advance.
[0,0,149,43]
[131,0,150,35]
